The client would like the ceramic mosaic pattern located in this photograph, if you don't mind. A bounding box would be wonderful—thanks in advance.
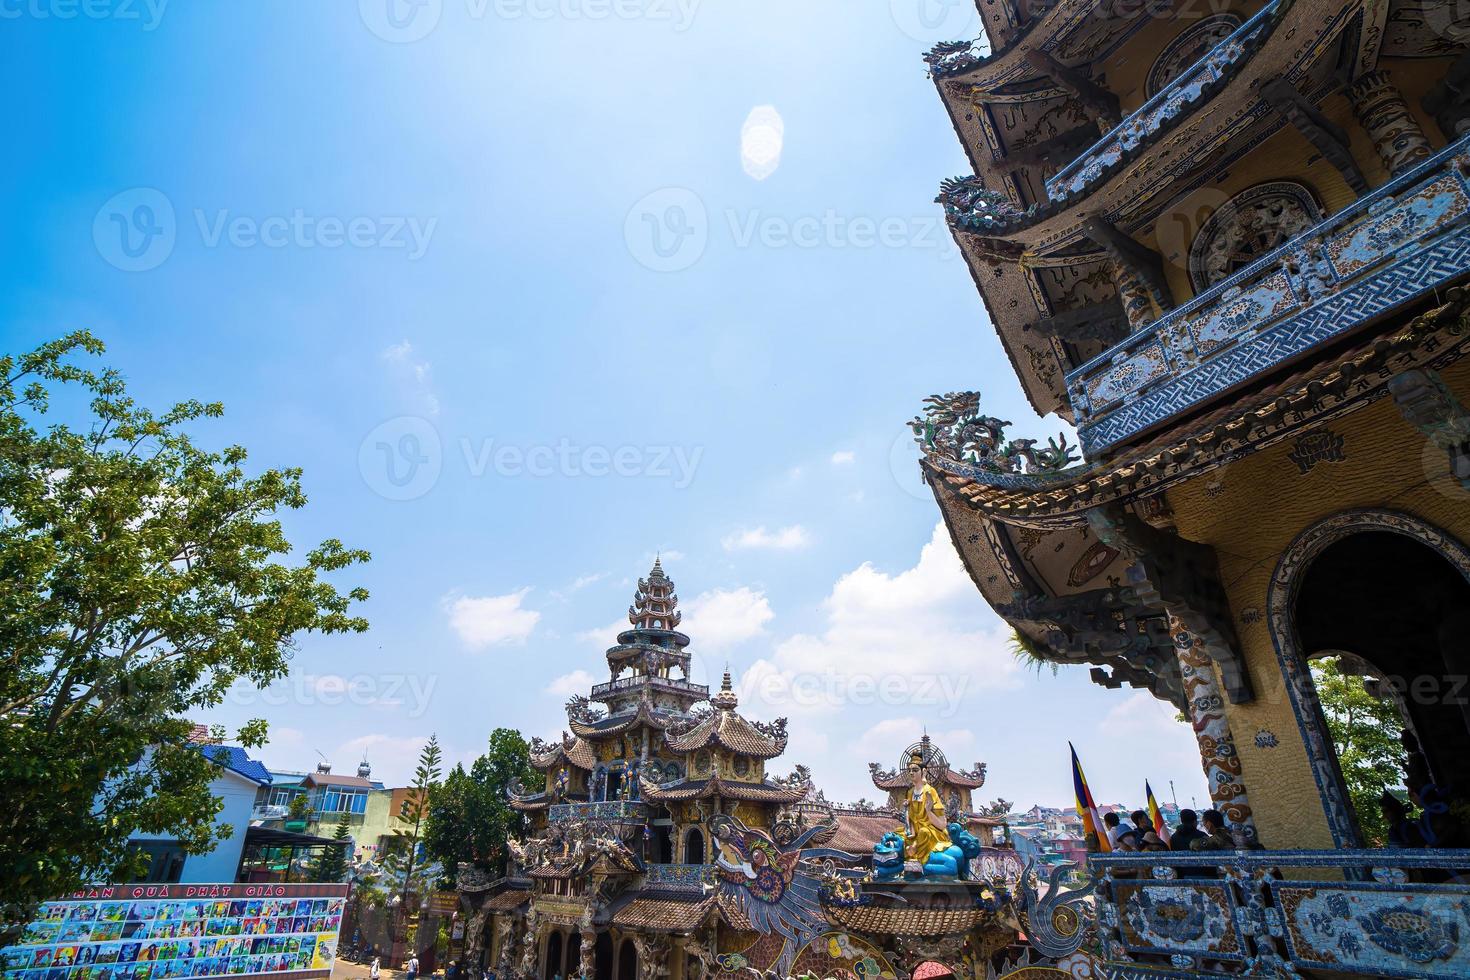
[1327,175,1469,279]
[1185,271,1301,355]
[1110,881,1241,959]
[1274,882,1470,978]
[1172,613,1254,831]
[1069,142,1470,453]
[1083,341,1169,410]
[1047,3,1276,202]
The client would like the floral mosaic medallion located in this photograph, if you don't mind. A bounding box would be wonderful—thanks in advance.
[1113,882,1241,959]
[1275,883,1470,976]
[1189,182,1323,290]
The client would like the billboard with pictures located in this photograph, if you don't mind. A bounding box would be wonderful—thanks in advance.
[1,884,349,980]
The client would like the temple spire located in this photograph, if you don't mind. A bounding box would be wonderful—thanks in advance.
[712,669,739,711]
[628,558,681,630]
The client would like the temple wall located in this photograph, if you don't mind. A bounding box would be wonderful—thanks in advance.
[1164,350,1470,847]
[1149,125,1363,310]
[1101,2,1261,117]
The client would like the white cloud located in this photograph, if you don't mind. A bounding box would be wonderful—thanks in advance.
[443,588,540,649]
[722,525,811,551]
[332,733,445,789]
[683,587,774,651]
[546,669,597,696]
[381,340,440,416]
[854,718,976,767]
[741,105,784,181]
[830,450,856,465]
[577,617,626,651]
[738,522,1020,719]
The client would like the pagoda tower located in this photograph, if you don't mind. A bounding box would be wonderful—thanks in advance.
[494,559,812,980]
[907,0,1470,975]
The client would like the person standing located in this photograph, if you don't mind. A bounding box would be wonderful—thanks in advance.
[370,956,381,980]
[1169,809,1205,851]
[407,954,419,980]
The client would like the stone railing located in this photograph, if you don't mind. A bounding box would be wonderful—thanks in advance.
[1088,848,1470,978]
[1067,134,1470,454]
[547,800,647,824]
[1046,1,1278,203]
[589,675,709,700]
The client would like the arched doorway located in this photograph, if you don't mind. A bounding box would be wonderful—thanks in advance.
[1269,510,1470,846]
[617,938,637,980]
[594,933,614,980]
[562,931,577,979]
[649,825,673,864]
[543,932,562,980]
[683,827,705,864]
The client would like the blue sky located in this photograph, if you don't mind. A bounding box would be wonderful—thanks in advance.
[0,0,1212,810]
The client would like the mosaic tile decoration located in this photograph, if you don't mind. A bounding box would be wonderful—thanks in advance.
[1047,1,1279,203]
[1108,880,1243,961]
[1067,137,1470,454]
[1273,880,1470,979]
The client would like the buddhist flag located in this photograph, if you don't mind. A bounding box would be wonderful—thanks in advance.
[1070,742,1111,853]
[1146,780,1172,846]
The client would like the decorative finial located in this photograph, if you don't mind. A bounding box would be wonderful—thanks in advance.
[712,669,739,710]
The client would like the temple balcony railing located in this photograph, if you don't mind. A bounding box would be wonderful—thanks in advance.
[642,863,710,894]
[1087,849,1470,978]
[547,800,647,824]
[1066,134,1470,456]
[1045,0,1278,204]
[589,674,709,700]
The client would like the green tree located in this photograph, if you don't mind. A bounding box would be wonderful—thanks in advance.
[310,813,351,883]
[1312,655,1407,845]
[0,333,369,938]
[424,728,537,885]
[287,793,311,823]
[385,736,443,911]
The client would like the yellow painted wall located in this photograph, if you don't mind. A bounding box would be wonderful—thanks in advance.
[1139,58,1460,311]
[1101,2,1263,115]
[1164,353,1470,847]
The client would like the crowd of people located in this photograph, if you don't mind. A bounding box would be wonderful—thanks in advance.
[1100,807,1233,854]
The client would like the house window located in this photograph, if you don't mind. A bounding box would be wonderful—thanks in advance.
[125,840,187,883]
[318,789,368,814]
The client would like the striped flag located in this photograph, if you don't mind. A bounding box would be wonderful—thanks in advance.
[1146,780,1172,846]
[1070,742,1111,853]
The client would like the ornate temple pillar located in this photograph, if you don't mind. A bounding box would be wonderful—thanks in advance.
[1348,71,1432,175]
[1113,260,1153,330]
[1170,612,1256,839]
[668,937,687,980]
